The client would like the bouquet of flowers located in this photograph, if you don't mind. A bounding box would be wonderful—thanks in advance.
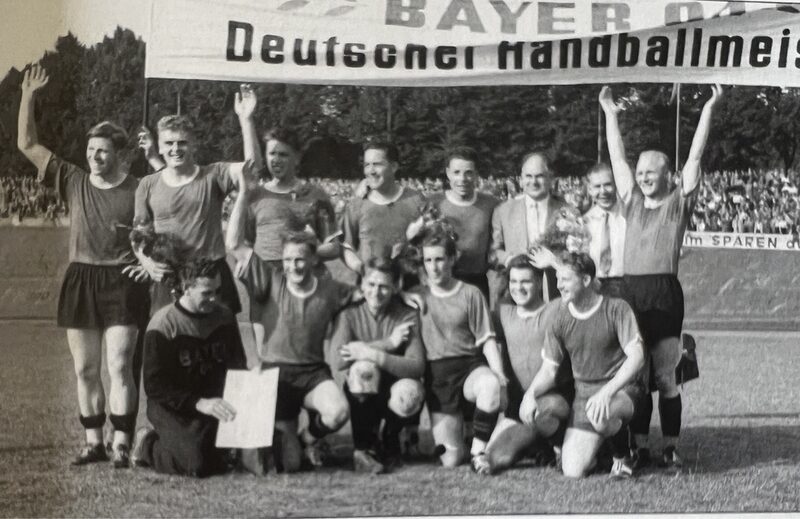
[535,205,591,255]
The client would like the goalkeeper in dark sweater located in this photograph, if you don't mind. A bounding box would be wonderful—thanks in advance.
[132,258,246,477]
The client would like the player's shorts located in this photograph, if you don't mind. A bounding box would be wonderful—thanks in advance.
[151,257,241,316]
[597,277,625,299]
[57,262,149,329]
[569,380,643,433]
[263,362,333,421]
[623,274,684,347]
[425,354,487,416]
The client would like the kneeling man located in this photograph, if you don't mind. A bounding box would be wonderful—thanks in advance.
[333,257,426,474]
[418,230,506,473]
[529,252,644,478]
[133,259,246,477]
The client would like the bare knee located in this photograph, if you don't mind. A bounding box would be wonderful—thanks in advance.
[321,401,349,430]
[475,374,502,412]
[74,359,101,383]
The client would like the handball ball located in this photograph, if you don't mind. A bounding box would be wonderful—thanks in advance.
[388,378,425,418]
[347,360,381,396]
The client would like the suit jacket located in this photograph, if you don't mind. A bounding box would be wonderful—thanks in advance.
[490,194,568,303]
[491,194,568,266]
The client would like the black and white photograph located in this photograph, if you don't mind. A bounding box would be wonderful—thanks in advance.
[2,0,800,516]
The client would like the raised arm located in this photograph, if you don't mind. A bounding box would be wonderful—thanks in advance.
[136,127,166,172]
[225,159,255,259]
[599,86,634,204]
[17,64,52,175]
[681,84,723,197]
[234,84,263,172]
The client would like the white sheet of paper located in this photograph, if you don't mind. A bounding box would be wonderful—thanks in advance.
[215,368,278,449]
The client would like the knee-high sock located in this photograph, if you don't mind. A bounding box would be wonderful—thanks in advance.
[659,394,682,438]
[630,393,653,437]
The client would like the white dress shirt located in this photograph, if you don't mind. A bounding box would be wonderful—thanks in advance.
[585,202,626,278]
[523,195,548,245]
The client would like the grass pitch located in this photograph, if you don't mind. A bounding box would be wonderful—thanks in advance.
[2,322,800,517]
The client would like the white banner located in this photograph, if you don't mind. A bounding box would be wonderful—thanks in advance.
[683,231,800,251]
[145,1,800,86]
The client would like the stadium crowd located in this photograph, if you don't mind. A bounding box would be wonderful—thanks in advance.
[0,176,64,223]
[17,61,720,482]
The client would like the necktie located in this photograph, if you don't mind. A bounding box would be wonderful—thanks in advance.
[598,211,612,277]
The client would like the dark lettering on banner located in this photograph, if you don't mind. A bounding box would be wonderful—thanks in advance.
[772,237,781,249]
[227,21,253,61]
[707,35,743,67]
[750,36,772,67]
[262,35,284,64]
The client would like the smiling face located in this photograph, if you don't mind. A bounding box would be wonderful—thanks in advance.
[508,266,539,308]
[361,268,396,313]
[519,154,552,201]
[422,244,454,288]
[282,241,315,286]
[586,166,617,210]
[555,266,590,305]
[635,151,670,199]
[446,157,477,199]
[85,137,119,177]
[158,129,195,170]
[363,148,398,191]
[265,139,298,182]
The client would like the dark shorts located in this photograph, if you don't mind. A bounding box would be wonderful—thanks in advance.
[263,362,333,421]
[623,274,684,347]
[425,355,487,416]
[455,271,490,302]
[597,277,625,299]
[151,257,241,316]
[57,262,150,329]
[569,380,643,433]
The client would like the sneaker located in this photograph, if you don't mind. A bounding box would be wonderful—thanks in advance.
[659,446,684,470]
[111,444,131,469]
[353,449,386,474]
[131,426,155,468]
[632,447,652,470]
[302,434,330,468]
[471,453,492,475]
[71,443,109,466]
[609,456,635,479]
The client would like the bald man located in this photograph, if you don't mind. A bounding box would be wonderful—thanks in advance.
[600,84,722,470]
[490,152,567,307]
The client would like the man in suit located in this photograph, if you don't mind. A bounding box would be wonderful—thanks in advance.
[490,152,568,306]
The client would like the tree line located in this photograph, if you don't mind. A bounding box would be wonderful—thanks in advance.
[1,27,799,181]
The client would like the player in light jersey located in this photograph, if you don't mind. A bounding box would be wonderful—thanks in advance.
[531,252,645,479]
[482,255,573,475]
[417,230,506,473]
[228,174,353,471]
[18,64,148,467]
[600,84,722,469]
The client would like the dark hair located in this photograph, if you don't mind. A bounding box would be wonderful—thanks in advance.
[282,230,318,256]
[558,251,596,279]
[521,151,552,172]
[420,228,457,258]
[506,254,536,275]
[446,146,478,168]
[86,121,128,151]
[363,140,399,163]
[364,256,402,284]
[179,258,220,287]
[156,115,195,137]
[263,127,301,153]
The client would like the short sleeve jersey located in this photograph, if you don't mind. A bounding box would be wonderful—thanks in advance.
[135,163,236,260]
[40,153,137,265]
[342,187,426,261]
[429,191,498,275]
[247,183,336,261]
[623,186,693,275]
[543,297,640,384]
[143,302,246,415]
[238,252,353,365]
[330,299,425,378]
[419,281,495,361]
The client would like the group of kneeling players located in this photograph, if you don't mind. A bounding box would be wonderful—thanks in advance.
[16,62,723,480]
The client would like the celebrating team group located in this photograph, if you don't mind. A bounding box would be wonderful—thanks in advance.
[16,61,722,480]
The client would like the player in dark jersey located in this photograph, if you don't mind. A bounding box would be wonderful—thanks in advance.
[421,147,498,301]
[332,257,426,474]
[531,252,644,479]
[133,98,255,314]
[417,230,506,473]
[483,255,573,475]
[600,84,722,469]
[131,258,246,477]
[17,64,148,468]
[228,178,353,471]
